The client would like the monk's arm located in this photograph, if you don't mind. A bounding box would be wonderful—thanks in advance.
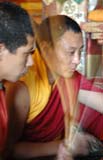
[4,81,30,158]
[13,141,60,159]
[78,89,103,113]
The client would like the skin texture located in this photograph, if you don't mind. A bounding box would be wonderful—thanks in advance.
[79,89,103,113]
[0,35,34,82]
[40,30,83,81]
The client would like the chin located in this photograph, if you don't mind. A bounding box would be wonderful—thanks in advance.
[8,79,18,83]
[8,76,21,82]
[63,72,74,78]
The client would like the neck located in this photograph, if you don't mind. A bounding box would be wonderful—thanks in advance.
[46,68,58,85]
[0,77,2,82]
[47,71,55,85]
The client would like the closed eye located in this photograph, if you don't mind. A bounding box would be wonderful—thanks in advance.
[70,51,75,55]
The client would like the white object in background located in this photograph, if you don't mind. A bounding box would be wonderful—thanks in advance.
[42,0,54,5]
[61,0,88,23]
[88,0,98,11]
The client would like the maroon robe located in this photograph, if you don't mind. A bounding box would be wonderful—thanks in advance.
[0,84,8,152]
[21,72,81,142]
[78,77,103,140]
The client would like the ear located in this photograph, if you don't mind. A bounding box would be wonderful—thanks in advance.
[39,41,49,56]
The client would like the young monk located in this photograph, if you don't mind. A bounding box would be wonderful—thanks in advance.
[0,1,35,156]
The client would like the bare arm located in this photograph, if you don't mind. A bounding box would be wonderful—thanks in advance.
[4,81,30,158]
[14,141,60,159]
[5,81,61,159]
[78,89,103,113]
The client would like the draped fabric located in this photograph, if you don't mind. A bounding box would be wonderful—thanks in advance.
[21,49,52,123]
[79,2,103,140]
[85,1,103,79]
[21,49,81,142]
[78,105,103,140]
[21,72,81,142]
[0,84,8,152]
[86,36,102,79]
[21,84,65,142]
[78,77,103,140]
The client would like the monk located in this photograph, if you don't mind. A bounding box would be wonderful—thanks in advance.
[0,1,35,157]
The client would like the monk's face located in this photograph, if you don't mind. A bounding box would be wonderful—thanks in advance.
[0,35,34,82]
[44,30,83,78]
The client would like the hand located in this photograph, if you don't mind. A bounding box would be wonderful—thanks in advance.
[57,132,90,160]
[66,131,103,157]
[69,131,91,156]
[57,142,73,160]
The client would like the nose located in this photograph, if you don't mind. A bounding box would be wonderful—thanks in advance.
[72,52,80,65]
[26,55,34,67]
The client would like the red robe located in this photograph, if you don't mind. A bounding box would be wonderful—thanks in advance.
[0,84,8,152]
[78,77,103,140]
[21,72,81,142]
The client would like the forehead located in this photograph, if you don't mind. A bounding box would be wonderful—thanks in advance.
[55,30,83,49]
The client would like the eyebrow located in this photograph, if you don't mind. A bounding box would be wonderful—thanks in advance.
[69,45,84,50]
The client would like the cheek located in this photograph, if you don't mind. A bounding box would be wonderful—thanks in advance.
[60,55,71,65]
[14,60,25,73]
[19,56,27,67]
[56,53,66,63]
[22,59,27,67]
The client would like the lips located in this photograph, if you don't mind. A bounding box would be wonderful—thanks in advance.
[71,65,77,71]
[70,68,76,72]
